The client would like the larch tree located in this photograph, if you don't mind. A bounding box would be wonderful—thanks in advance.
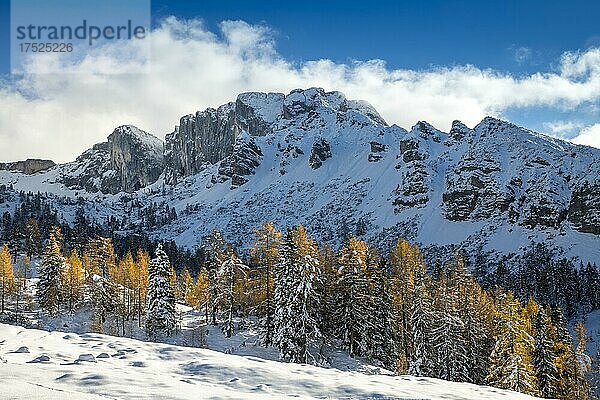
[0,244,15,314]
[389,238,425,373]
[133,248,150,326]
[63,250,85,313]
[181,268,195,305]
[192,268,210,321]
[486,292,540,396]
[252,221,281,347]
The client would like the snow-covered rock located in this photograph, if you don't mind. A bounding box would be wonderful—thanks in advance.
[1,88,599,266]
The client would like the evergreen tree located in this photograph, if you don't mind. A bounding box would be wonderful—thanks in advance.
[146,244,176,339]
[273,225,322,364]
[24,218,41,258]
[408,265,434,377]
[216,246,248,338]
[532,307,559,398]
[89,274,118,333]
[335,237,373,357]
[365,255,397,369]
[37,226,65,314]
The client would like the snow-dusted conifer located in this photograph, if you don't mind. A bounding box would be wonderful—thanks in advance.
[408,267,434,376]
[216,246,248,338]
[273,225,322,364]
[335,237,372,357]
[146,244,176,339]
[532,307,559,398]
[37,226,65,314]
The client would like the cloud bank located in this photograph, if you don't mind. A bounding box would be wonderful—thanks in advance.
[1,17,600,162]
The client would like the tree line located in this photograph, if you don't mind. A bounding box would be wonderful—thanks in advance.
[0,221,594,399]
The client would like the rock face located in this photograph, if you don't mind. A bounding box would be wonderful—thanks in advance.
[59,125,164,194]
[164,93,284,185]
[108,125,164,193]
[164,88,387,185]
[1,88,599,265]
[309,138,332,169]
[213,132,263,188]
[0,159,55,174]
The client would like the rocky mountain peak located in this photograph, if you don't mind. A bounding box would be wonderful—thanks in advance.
[58,125,164,194]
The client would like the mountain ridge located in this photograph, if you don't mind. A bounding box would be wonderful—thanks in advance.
[0,87,598,267]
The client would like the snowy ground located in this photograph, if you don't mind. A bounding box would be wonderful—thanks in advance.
[0,323,541,400]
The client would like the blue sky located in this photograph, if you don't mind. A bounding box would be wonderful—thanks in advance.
[150,0,600,74]
[2,0,599,75]
[0,0,599,161]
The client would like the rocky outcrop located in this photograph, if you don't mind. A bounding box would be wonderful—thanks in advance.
[59,125,163,194]
[392,123,433,211]
[165,88,385,185]
[213,133,263,188]
[368,141,388,162]
[309,138,332,169]
[568,182,600,234]
[108,125,164,192]
[0,159,55,174]
[165,93,284,185]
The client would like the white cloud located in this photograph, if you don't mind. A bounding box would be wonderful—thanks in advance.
[2,17,600,162]
[543,120,584,138]
[572,124,600,148]
[513,46,532,64]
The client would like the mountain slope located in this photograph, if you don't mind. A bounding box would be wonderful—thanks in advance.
[0,88,598,265]
[0,323,540,400]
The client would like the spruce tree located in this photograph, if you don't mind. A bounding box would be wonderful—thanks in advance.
[146,244,176,339]
[533,307,559,398]
[216,246,248,338]
[365,255,397,369]
[37,226,65,315]
[408,266,434,377]
[335,237,373,357]
[273,225,322,364]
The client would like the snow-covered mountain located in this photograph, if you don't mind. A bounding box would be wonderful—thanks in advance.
[0,323,540,400]
[1,87,599,264]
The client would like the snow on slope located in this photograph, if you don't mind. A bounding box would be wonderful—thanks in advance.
[0,323,540,400]
[1,88,599,267]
